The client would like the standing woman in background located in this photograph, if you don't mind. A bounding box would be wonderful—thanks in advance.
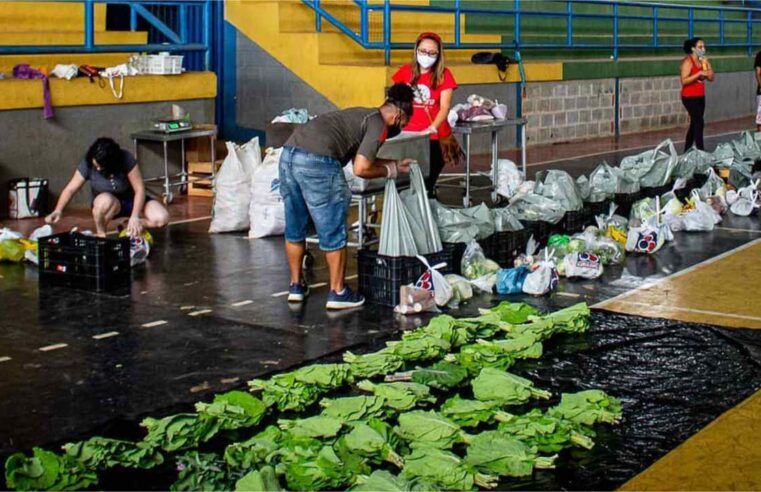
[392,32,458,197]
[680,37,714,151]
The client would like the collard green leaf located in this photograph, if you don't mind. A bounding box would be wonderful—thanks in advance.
[471,368,551,405]
[498,408,595,452]
[234,466,282,492]
[278,415,343,439]
[170,452,230,492]
[395,411,470,449]
[319,395,388,421]
[465,431,556,478]
[440,396,511,428]
[224,426,282,470]
[401,447,497,490]
[344,350,405,379]
[548,390,623,425]
[386,336,451,361]
[141,413,221,452]
[357,381,435,411]
[487,302,541,324]
[63,437,163,470]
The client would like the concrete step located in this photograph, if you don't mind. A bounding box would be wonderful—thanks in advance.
[0,30,148,46]
[0,2,107,32]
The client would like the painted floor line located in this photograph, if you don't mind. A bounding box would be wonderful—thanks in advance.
[92,331,120,340]
[167,215,212,226]
[231,300,254,307]
[188,309,212,316]
[0,356,11,363]
[38,343,68,352]
[524,130,740,169]
[715,226,761,234]
[593,237,761,309]
[345,274,358,280]
[180,306,195,310]
[615,300,761,323]
[142,320,168,328]
[557,292,581,298]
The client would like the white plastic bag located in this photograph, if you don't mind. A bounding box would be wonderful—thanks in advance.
[522,252,559,296]
[394,285,438,315]
[563,252,604,279]
[209,141,254,233]
[445,274,473,308]
[493,159,524,199]
[249,146,286,238]
[461,239,500,280]
[415,255,453,307]
[626,216,668,254]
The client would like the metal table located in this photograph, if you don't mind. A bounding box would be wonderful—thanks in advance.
[439,118,527,207]
[130,124,217,203]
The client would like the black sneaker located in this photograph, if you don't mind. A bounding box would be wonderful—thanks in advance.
[326,285,365,310]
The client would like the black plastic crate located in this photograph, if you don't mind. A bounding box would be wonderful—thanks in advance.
[357,250,452,307]
[483,229,529,267]
[518,220,557,246]
[39,232,131,291]
[561,208,594,233]
[613,191,643,218]
[440,242,467,276]
[584,199,612,219]
[640,183,672,198]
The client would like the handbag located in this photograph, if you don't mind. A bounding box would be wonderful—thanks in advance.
[471,52,512,81]
[423,105,465,169]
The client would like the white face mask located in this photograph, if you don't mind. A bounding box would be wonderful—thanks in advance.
[417,53,437,69]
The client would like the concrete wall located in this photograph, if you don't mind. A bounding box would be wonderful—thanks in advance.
[235,31,337,133]
[0,99,214,216]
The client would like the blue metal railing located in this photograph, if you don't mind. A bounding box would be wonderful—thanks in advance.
[0,0,214,70]
[303,0,761,64]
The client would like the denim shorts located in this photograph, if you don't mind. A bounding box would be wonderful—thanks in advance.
[279,146,351,251]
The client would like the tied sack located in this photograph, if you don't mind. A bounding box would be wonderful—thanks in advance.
[415,255,453,307]
[249,147,286,238]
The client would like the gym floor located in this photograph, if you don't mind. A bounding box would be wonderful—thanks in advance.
[1,120,760,490]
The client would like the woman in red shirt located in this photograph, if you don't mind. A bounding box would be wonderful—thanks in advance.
[392,32,457,196]
[680,37,714,151]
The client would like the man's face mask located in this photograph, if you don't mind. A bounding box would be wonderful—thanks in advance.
[388,108,407,138]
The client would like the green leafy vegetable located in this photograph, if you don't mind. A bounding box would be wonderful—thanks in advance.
[486,302,541,324]
[336,420,404,468]
[465,431,556,478]
[195,391,268,430]
[356,381,435,411]
[5,448,97,491]
[385,360,468,390]
[344,349,405,378]
[395,411,472,449]
[471,368,551,405]
[141,413,221,452]
[440,396,512,428]
[491,333,543,359]
[497,408,595,452]
[234,466,282,492]
[386,336,451,361]
[350,470,437,491]
[248,364,350,412]
[319,395,388,422]
[401,447,497,490]
[278,415,343,439]
[281,446,357,492]
[170,452,230,492]
[63,437,163,469]
[403,316,472,348]
[224,426,282,470]
[450,341,516,375]
[549,390,623,425]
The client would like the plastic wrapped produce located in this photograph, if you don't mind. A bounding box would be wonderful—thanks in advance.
[507,193,565,224]
[491,208,524,232]
[535,170,583,212]
[430,200,479,243]
[461,240,501,280]
[587,161,618,202]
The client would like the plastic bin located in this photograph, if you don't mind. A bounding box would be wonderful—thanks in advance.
[584,199,613,219]
[357,250,452,307]
[38,232,130,291]
[440,242,467,276]
[132,54,184,75]
[482,229,529,267]
[613,191,643,219]
[561,208,594,233]
[640,183,673,199]
[519,220,557,246]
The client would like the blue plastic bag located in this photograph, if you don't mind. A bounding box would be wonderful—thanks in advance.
[496,266,530,294]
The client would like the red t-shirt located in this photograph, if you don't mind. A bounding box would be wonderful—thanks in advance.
[391,64,457,139]
[681,57,705,98]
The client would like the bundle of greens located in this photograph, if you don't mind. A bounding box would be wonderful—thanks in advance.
[385,361,468,390]
[319,395,388,422]
[385,336,451,361]
[350,470,436,492]
[356,381,435,411]
[440,396,512,428]
[485,302,541,324]
[394,411,472,449]
[448,342,517,375]
[344,350,405,379]
[497,408,595,452]
[490,333,544,359]
[548,390,623,425]
[402,316,472,348]
[335,419,405,468]
[248,364,351,412]
[234,466,282,492]
[195,391,268,431]
[279,445,358,491]
[401,447,498,490]
[62,437,163,470]
[170,452,230,492]
[224,426,282,470]
[277,416,343,439]
[5,448,97,491]
[141,413,221,452]
[471,368,552,405]
[465,431,556,478]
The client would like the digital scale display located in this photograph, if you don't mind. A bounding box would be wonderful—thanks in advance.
[154,119,192,133]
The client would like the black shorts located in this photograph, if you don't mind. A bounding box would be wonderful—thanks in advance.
[92,194,152,218]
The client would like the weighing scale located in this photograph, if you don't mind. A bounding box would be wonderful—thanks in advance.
[153,118,192,133]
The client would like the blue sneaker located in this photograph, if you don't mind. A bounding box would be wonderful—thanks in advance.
[326,285,365,310]
[287,282,310,303]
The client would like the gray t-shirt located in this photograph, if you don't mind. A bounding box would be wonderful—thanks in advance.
[77,150,137,200]
[285,107,388,165]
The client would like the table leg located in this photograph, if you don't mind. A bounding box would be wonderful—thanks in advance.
[521,122,527,177]
[491,129,499,202]
[163,140,171,202]
[181,139,186,182]
[210,135,217,179]
[133,139,138,161]
[464,134,471,208]
[358,197,366,250]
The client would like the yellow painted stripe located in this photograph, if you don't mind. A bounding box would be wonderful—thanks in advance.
[620,389,761,491]
[0,72,216,111]
[599,239,761,329]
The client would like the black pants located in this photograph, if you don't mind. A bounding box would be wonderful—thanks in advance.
[424,139,445,197]
[682,96,705,152]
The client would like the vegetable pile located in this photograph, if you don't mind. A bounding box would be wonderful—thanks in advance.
[4,302,623,491]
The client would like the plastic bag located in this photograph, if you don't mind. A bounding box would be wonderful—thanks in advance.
[209,140,254,233]
[119,229,153,266]
[643,139,679,187]
[470,273,497,293]
[400,164,442,254]
[394,285,437,315]
[0,228,24,241]
[732,130,761,161]
[0,240,25,262]
[626,216,668,254]
[445,274,473,309]
[493,159,524,199]
[576,175,591,201]
[729,181,759,216]
[563,252,604,279]
[491,207,524,232]
[683,197,722,231]
[460,204,495,239]
[587,161,619,202]
[507,193,565,224]
[592,236,625,264]
[522,252,559,296]
[535,169,584,212]
[712,143,734,168]
[629,197,657,225]
[676,147,715,178]
[514,235,539,268]
[431,200,479,243]
[461,239,500,280]
[495,266,530,294]
[729,157,754,189]
[415,255,453,307]
[379,179,419,257]
[249,146,285,239]
[698,168,725,200]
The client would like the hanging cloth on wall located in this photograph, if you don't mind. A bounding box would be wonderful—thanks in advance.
[13,64,53,119]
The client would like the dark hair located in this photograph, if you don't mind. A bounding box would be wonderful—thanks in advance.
[385,83,414,119]
[683,37,703,54]
[86,137,122,173]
